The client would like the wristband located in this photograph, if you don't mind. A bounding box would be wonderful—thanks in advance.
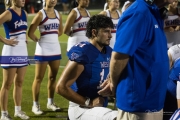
[85,98,90,106]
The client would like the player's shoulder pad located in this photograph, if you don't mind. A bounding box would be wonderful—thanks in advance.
[67,41,100,64]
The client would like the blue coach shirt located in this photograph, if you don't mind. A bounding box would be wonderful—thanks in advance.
[114,0,169,112]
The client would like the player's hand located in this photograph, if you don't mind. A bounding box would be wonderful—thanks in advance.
[100,79,109,89]
[90,97,105,107]
[4,38,18,46]
[170,108,180,120]
[98,82,113,97]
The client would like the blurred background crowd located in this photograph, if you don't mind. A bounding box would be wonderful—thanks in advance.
[0,0,126,14]
[0,0,128,14]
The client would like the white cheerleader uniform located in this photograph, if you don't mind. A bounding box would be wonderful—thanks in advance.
[35,9,61,61]
[105,10,121,48]
[67,8,90,51]
[1,9,28,68]
[164,15,180,48]
[168,44,180,63]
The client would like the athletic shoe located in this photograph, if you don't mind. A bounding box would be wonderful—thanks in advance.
[47,103,61,111]
[14,111,29,120]
[0,113,12,120]
[32,105,43,115]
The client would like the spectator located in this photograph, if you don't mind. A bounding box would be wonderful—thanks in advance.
[28,0,63,115]
[121,0,135,13]
[63,0,90,51]
[99,0,121,48]
[0,0,29,119]
[164,0,180,32]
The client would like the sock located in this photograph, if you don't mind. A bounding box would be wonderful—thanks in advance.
[15,106,21,113]
[1,111,8,117]
[47,98,53,105]
[33,101,39,106]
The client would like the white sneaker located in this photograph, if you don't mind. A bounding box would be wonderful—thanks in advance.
[32,105,43,115]
[14,111,29,120]
[47,103,61,111]
[0,114,12,120]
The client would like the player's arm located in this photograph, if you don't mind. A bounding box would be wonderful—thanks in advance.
[56,60,104,107]
[56,61,88,106]
[0,10,18,46]
[110,52,129,95]
[58,12,63,36]
[63,10,77,36]
[28,11,42,42]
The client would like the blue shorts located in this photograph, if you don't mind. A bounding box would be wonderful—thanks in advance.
[34,55,62,62]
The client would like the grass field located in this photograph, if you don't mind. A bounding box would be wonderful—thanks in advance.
[0,10,115,120]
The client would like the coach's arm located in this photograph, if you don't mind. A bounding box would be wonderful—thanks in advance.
[98,52,129,96]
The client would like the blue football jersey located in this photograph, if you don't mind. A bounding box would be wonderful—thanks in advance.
[169,59,180,81]
[167,59,180,97]
[67,41,112,106]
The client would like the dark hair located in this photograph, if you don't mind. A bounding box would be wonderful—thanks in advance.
[86,15,114,38]
[69,0,78,13]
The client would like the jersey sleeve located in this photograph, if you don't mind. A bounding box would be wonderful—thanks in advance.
[169,66,180,81]
[67,43,89,64]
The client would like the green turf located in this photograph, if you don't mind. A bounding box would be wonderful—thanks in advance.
[0,10,115,120]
